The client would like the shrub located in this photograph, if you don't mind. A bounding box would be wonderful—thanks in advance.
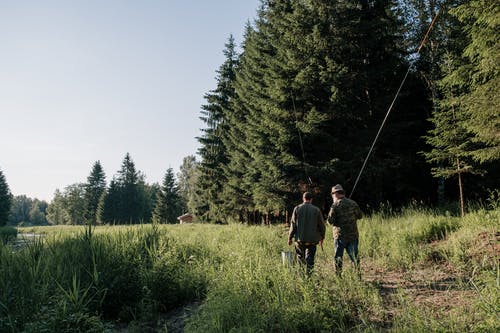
[0,226,17,244]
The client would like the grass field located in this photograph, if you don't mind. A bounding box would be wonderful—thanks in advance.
[1,205,498,332]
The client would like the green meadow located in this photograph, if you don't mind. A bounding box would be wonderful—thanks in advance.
[0,206,498,332]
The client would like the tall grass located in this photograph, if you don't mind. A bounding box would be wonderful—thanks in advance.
[1,206,498,332]
[0,225,208,332]
[183,225,384,332]
[359,208,462,269]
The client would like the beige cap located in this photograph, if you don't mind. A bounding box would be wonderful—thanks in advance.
[331,184,345,194]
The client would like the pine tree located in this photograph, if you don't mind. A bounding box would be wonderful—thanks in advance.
[116,153,141,224]
[447,0,500,162]
[220,23,263,222]
[0,168,12,226]
[84,161,106,224]
[422,0,499,213]
[228,0,413,213]
[153,168,181,224]
[197,36,239,222]
[95,154,144,224]
[97,179,120,224]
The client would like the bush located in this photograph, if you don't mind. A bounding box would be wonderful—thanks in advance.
[0,226,17,243]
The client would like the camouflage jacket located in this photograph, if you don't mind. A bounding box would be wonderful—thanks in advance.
[327,198,362,241]
[289,202,326,244]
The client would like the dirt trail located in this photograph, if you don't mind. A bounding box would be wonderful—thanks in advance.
[363,261,476,328]
[111,301,201,333]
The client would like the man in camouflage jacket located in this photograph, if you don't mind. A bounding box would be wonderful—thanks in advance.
[327,184,363,275]
[288,192,326,275]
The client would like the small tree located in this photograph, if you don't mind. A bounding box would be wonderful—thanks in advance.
[46,190,67,225]
[177,155,202,216]
[153,168,181,224]
[84,161,106,224]
[0,168,12,226]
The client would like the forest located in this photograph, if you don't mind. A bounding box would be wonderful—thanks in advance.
[193,0,499,223]
[1,0,499,228]
[0,1,498,332]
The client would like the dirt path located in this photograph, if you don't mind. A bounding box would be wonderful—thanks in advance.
[111,301,201,333]
[363,261,476,328]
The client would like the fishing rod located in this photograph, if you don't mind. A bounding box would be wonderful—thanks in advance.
[350,11,440,198]
[291,94,313,188]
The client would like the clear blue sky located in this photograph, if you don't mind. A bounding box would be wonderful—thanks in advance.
[0,0,260,201]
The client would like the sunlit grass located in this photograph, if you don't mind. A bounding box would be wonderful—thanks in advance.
[1,206,498,332]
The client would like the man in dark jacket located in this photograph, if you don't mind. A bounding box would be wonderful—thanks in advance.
[288,192,326,275]
[327,184,363,276]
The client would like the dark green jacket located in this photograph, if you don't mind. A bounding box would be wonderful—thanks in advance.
[327,197,362,241]
[288,202,326,244]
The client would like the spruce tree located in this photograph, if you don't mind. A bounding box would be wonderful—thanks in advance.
[447,0,500,162]
[229,0,413,213]
[153,168,181,224]
[97,179,120,225]
[197,36,239,222]
[423,0,499,212]
[84,161,106,224]
[116,153,141,224]
[0,168,12,226]
[220,23,263,222]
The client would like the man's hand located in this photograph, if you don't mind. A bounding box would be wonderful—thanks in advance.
[288,238,293,246]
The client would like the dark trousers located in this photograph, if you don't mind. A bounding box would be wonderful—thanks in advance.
[334,238,359,275]
[295,242,317,275]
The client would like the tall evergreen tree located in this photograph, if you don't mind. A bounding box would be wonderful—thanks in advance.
[97,179,120,224]
[227,0,415,214]
[446,0,500,162]
[220,23,263,222]
[116,153,142,224]
[84,161,106,224]
[197,35,239,222]
[0,168,12,226]
[153,168,181,224]
[423,0,499,212]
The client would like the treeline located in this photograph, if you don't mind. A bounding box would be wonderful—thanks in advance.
[0,153,195,226]
[0,0,498,226]
[192,0,499,223]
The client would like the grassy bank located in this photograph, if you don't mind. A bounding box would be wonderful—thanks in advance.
[1,206,498,332]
